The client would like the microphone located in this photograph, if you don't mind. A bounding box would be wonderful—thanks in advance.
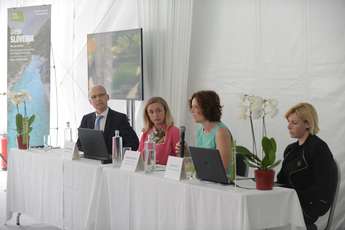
[180,126,186,158]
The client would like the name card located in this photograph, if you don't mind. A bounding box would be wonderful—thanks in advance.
[63,142,80,160]
[64,140,74,150]
[165,156,185,180]
[120,150,144,172]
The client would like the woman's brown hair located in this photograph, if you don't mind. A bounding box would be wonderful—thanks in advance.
[189,90,223,122]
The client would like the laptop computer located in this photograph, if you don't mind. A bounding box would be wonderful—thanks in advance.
[189,146,230,185]
[78,128,112,164]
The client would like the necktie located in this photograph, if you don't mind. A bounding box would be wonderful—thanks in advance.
[95,115,104,130]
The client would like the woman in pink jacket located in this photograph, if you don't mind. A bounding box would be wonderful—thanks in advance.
[138,97,180,165]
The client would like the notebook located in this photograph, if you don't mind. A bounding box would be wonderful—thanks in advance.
[189,146,230,185]
[78,128,112,164]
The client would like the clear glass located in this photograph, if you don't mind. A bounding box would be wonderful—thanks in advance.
[144,140,156,173]
[43,135,51,150]
[112,130,123,167]
[184,157,195,179]
[229,139,237,184]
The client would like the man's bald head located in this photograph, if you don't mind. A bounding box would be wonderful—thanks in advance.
[89,85,109,114]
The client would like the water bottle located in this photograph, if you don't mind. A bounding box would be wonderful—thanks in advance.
[144,135,156,173]
[112,130,123,166]
[64,122,73,142]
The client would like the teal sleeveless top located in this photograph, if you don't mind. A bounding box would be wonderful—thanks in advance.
[196,122,233,177]
[196,122,228,149]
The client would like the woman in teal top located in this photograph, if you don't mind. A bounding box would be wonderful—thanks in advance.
[189,90,233,171]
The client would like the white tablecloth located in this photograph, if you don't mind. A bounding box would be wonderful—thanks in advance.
[63,158,104,230]
[7,149,306,230]
[6,148,103,230]
[87,167,306,230]
[6,148,64,227]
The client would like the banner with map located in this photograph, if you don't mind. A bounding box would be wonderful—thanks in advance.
[7,5,51,148]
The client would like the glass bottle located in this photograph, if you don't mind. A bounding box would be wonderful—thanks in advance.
[64,122,73,143]
[112,130,123,166]
[144,135,156,172]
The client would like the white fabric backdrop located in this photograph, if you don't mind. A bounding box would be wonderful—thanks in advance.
[187,0,345,229]
[0,0,344,229]
[137,0,193,127]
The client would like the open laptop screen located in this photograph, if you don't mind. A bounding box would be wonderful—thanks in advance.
[78,128,111,162]
[189,146,229,185]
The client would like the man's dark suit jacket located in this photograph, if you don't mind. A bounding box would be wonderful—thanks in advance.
[77,108,139,155]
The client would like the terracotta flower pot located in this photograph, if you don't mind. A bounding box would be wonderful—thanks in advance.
[255,169,275,190]
[17,135,30,150]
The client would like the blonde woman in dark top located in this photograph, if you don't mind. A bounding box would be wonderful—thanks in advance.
[277,102,337,230]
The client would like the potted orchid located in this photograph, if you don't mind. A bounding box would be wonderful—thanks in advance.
[236,94,281,190]
[9,91,35,149]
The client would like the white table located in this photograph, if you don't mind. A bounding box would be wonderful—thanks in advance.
[87,167,306,230]
[6,148,103,230]
[7,149,306,230]
[62,156,104,230]
[6,148,64,227]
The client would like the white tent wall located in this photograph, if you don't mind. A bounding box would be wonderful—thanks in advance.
[137,0,193,129]
[0,0,344,229]
[187,0,345,229]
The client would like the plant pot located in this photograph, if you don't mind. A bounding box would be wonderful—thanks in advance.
[255,169,275,190]
[17,135,30,150]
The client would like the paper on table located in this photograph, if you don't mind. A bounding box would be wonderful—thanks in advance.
[234,178,257,189]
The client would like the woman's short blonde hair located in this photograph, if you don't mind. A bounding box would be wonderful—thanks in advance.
[143,97,174,132]
[285,102,320,135]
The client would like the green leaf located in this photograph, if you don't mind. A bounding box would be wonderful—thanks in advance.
[235,146,252,156]
[261,137,276,167]
[16,113,23,133]
[244,158,261,169]
[236,145,262,165]
[271,137,277,154]
[28,115,35,126]
[22,118,29,134]
[236,137,280,170]
[267,160,281,169]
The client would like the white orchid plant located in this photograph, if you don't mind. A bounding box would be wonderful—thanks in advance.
[8,90,35,145]
[236,94,281,170]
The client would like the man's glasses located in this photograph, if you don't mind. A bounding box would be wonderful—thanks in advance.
[90,93,107,100]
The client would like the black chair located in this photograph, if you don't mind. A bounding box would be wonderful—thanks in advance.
[324,160,341,230]
[236,154,248,177]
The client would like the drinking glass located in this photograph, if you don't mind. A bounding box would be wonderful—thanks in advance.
[43,135,51,150]
[184,157,195,179]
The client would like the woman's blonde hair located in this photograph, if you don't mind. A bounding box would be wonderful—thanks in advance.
[143,97,174,132]
[285,102,320,135]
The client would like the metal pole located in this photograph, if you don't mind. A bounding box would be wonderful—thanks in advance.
[126,100,135,129]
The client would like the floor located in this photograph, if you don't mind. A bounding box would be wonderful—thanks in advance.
[0,170,60,230]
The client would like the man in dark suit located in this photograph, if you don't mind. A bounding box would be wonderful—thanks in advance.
[77,85,139,154]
